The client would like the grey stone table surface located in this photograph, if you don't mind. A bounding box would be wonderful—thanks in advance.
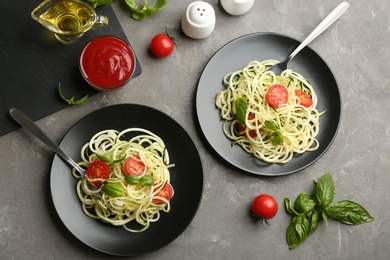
[1,0,389,259]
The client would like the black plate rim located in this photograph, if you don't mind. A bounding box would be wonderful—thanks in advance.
[50,103,204,256]
[196,32,341,176]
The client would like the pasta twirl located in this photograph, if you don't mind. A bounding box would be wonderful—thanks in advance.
[216,60,323,164]
[73,128,174,233]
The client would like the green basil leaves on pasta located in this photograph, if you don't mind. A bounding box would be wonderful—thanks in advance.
[284,173,374,249]
[235,98,247,126]
[125,175,155,186]
[102,183,123,198]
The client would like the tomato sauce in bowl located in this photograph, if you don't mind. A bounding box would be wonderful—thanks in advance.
[80,36,136,91]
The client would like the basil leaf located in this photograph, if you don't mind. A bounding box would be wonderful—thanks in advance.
[294,215,311,239]
[124,175,140,185]
[286,218,308,249]
[102,183,123,198]
[140,175,155,186]
[272,134,284,146]
[294,193,316,214]
[235,98,247,125]
[284,198,300,216]
[314,173,335,208]
[326,200,374,225]
[96,154,111,163]
[308,210,320,235]
[264,120,278,131]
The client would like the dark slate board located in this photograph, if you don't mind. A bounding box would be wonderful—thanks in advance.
[0,1,142,136]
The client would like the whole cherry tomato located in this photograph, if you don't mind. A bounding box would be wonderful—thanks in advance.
[251,194,278,220]
[150,33,175,58]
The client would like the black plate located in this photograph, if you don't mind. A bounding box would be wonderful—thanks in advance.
[50,104,203,256]
[196,32,341,176]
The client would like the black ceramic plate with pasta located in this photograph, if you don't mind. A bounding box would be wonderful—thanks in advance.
[196,32,341,176]
[50,104,203,256]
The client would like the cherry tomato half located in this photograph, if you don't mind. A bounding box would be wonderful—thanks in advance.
[124,155,147,176]
[265,84,289,107]
[295,90,313,108]
[238,114,261,138]
[86,160,110,187]
[153,183,173,204]
[251,194,278,220]
[150,33,175,58]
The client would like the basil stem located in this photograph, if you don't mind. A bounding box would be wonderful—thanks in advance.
[57,83,89,105]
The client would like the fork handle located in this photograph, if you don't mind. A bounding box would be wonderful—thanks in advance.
[286,2,350,63]
[9,108,85,177]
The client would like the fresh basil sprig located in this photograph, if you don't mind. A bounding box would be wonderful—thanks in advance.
[58,83,89,105]
[125,0,168,21]
[96,154,126,166]
[264,120,284,145]
[284,173,374,249]
[125,174,155,186]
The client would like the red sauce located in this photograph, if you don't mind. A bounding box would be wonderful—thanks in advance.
[80,36,136,91]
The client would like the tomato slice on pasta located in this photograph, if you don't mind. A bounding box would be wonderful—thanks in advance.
[295,90,313,108]
[86,160,110,187]
[265,84,289,107]
[153,183,173,204]
[124,155,146,176]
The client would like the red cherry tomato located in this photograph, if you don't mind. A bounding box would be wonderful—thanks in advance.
[238,114,261,138]
[86,160,110,187]
[251,194,278,220]
[265,84,289,107]
[124,155,147,176]
[295,90,313,108]
[150,33,175,58]
[153,183,173,204]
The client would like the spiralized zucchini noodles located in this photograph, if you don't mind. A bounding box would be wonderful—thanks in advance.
[73,128,174,233]
[216,60,324,164]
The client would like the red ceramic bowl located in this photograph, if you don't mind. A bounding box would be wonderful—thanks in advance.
[79,36,136,92]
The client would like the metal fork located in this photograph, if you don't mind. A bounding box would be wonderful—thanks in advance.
[268,2,350,75]
[9,108,86,179]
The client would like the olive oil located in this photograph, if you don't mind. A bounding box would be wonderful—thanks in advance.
[36,0,95,35]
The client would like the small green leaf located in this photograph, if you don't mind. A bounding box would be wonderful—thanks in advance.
[235,98,247,126]
[326,200,374,225]
[102,183,123,198]
[314,173,335,208]
[96,154,111,163]
[264,120,278,131]
[308,210,320,235]
[294,215,311,239]
[272,134,284,146]
[294,193,316,214]
[140,175,155,186]
[124,175,140,185]
[284,198,300,216]
[286,218,308,249]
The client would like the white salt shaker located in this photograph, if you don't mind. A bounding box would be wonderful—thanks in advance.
[221,0,254,16]
[181,1,216,39]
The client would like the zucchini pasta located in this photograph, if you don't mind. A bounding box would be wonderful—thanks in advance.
[73,128,174,233]
[216,60,323,164]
